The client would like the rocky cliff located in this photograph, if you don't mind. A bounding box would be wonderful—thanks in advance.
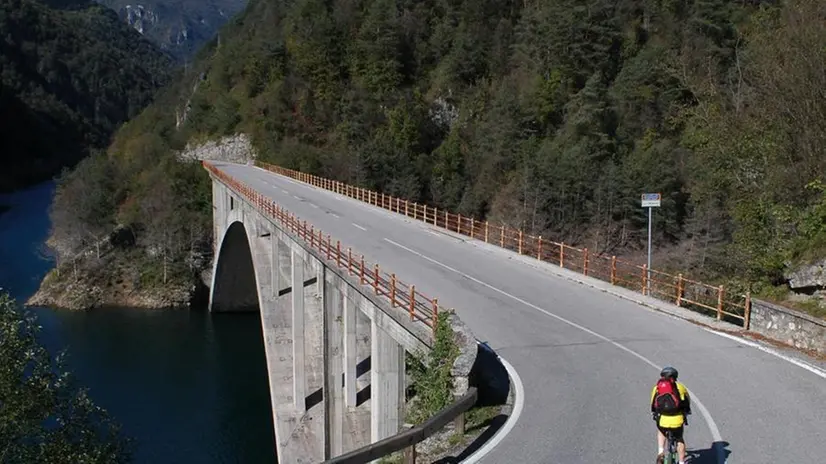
[96,0,248,62]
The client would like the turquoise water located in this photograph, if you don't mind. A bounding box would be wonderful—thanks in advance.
[0,182,276,463]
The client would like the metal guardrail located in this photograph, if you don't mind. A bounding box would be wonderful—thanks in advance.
[255,160,753,328]
[323,387,478,464]
[203,161,441,333]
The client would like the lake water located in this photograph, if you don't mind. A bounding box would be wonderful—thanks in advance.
[0,182,276,463]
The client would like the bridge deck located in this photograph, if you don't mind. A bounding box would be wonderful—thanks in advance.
[213,161,826,464]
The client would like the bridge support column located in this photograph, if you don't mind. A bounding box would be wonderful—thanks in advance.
[324,270,345,458]
[371,319,405,442]
[292,248,306,412]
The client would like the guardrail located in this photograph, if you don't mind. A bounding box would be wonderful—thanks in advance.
[203,161,441,333]
[254,160,753,328]
[324,387,478,464]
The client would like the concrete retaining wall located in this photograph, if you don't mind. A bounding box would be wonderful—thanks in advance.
[750,299,826,355]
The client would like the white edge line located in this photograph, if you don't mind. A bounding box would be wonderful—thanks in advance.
[383,237,726,464]
[702,328,826,379]
[460,351,525,464]
[352,223,367,231]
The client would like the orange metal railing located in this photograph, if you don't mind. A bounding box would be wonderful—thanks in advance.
[254,160,753,328]
[203,161,440,334]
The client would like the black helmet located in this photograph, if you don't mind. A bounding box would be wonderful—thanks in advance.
[661,366,678,380]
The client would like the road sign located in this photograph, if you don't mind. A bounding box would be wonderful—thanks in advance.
[641,193,661,208]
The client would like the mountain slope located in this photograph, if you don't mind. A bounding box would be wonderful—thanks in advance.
[96,0,247,62]
[42,0,826,314]
[0,0,173,192]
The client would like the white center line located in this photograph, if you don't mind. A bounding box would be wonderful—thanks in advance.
[330,213,341,218]
[382,237,726,463]
[352,223,367,231]
[311,203,319,209]
[293,195,301,200]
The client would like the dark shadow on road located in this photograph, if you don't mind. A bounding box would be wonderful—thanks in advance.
[688,441,731,464]
[430,413,508,464]
[470,341,511,406]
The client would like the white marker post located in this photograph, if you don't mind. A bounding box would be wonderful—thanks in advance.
[641,193,661,293]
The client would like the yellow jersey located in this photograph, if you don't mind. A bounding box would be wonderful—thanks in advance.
[650,381,689,428]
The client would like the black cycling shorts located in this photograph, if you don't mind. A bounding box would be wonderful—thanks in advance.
[657,425,684,443]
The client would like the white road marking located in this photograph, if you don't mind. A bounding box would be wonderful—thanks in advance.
[282,189,289,194]
[383,237,726,464]
[352,223,367,231]
[461,349,525,464]
[293,195,301,200]
[428,230,441,237]
[702,328,826,380]
[330,213,340,218]
[311,203,319,209]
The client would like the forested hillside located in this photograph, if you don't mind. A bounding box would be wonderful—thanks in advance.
[49,0,826,308]
[0,0,173,192]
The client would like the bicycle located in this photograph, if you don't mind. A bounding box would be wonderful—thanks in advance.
[661,429,679,464]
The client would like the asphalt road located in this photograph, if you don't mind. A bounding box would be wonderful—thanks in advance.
[214,161,826,463]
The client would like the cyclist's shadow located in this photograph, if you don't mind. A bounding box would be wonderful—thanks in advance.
[689,441,731,464]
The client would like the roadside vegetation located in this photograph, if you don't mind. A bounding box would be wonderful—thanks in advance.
[0,292,131,462]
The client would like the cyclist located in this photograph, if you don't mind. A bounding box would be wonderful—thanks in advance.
[650,366,691,464]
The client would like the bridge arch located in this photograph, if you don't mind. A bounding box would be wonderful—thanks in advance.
[209,220,263,312]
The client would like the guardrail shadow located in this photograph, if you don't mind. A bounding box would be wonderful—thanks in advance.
[688,441,731,464]
[432,341,513,463]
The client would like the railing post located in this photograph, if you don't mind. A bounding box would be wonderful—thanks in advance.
[744,291,752,329]
[405,200,409,217]
[676,274,684,306]
[583,248,589,276]
[485,221,489,243]
[403,444,416,464]
[326,235,332,260]
[717,285,724,320]
[445,210,448,228]
[432,298,439,333]
[471,218,475,239]
[455,411,466,436]
[537,236,542,260]
[458,214,462,234]
[518,230,523,254]
[409,285,416,321]
[348,248,353,276]
[413,203,417,220]
[500,225,504,247]
[641,265,648,295]
[374,264,380,294]
[391,274,397,307]
[360,255,365,284]
[336,240,341,267]
[611,256,617,284]
[433,207,437,226]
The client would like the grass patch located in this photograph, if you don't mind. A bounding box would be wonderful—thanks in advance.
[406,311,459,425]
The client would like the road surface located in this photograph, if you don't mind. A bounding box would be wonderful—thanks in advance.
[215,161,826,463]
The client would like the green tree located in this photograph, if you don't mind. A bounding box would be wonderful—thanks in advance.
[0,292,130,463]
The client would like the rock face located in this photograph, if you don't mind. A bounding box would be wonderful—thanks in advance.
[785,259,826,291]
[178,133,255,164]
[448,311,478,397]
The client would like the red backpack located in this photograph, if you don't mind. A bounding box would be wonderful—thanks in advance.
[653,378,681,414]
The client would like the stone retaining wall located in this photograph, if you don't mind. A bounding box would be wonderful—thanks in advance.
[750,299,826,355]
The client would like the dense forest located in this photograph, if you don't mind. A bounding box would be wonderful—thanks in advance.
[52,0,826,307]
[0,0,173,192]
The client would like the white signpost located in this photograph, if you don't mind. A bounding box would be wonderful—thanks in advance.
[641,193,661,292]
